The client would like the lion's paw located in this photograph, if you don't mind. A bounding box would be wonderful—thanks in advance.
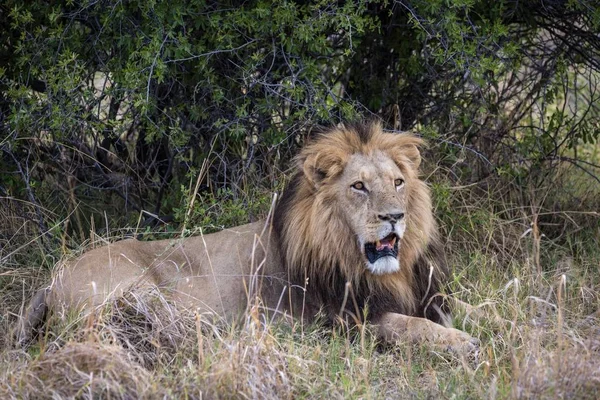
[440,327,480,357]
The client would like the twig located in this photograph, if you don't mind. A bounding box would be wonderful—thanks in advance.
[164,39,257,63]
[153,149,177,218]
[4,147,52,245]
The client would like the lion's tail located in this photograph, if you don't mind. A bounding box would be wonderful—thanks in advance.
[16,287,49,347]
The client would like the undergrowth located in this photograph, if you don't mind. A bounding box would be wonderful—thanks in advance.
[0,166,599,399]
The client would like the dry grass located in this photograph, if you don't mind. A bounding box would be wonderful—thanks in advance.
[1,342,157,399]
[1,175,600,399]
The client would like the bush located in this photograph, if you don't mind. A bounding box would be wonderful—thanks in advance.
[1,0,599,243]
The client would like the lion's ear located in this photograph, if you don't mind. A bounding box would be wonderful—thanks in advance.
[388,135,424,170]
[400,143,422,169]
[301,151,345,188]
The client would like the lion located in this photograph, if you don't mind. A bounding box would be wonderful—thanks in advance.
[19,121,477,353]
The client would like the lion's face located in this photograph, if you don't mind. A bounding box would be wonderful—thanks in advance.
[280,123,430,286]
[337,151,409,275]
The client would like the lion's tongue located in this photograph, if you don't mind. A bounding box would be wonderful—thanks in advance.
[376,236,396,251]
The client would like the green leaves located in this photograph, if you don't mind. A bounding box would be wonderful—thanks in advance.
[1,0,600,237]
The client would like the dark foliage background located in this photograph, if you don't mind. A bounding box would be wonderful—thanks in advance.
[1,0,599,258]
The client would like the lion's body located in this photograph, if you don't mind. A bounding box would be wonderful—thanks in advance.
[20,122,477,352]
[48,222,282,318]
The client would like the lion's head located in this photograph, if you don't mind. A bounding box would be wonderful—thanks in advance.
[274,121,447,322]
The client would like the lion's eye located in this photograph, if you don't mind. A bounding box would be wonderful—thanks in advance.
[351,181,366,191]
[394,178,405,187]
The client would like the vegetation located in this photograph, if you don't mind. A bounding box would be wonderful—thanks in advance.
[1,0,599,398]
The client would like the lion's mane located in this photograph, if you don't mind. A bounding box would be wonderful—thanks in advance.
[273,122,449,324]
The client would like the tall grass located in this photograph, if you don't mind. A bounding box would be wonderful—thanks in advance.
[1,167,599,399]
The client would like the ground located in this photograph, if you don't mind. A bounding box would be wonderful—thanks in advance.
[1,175,599,399]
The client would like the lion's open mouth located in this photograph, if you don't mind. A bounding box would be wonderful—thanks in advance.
[364,233,399,264]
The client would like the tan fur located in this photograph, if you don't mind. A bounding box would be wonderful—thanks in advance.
[19,122,477,353]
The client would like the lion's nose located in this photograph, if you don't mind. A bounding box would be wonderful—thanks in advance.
[378,212,405,223]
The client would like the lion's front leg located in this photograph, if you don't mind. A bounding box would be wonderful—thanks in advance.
[372,312,479,355]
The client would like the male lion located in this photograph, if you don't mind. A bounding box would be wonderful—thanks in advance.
[19,121,477,352]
